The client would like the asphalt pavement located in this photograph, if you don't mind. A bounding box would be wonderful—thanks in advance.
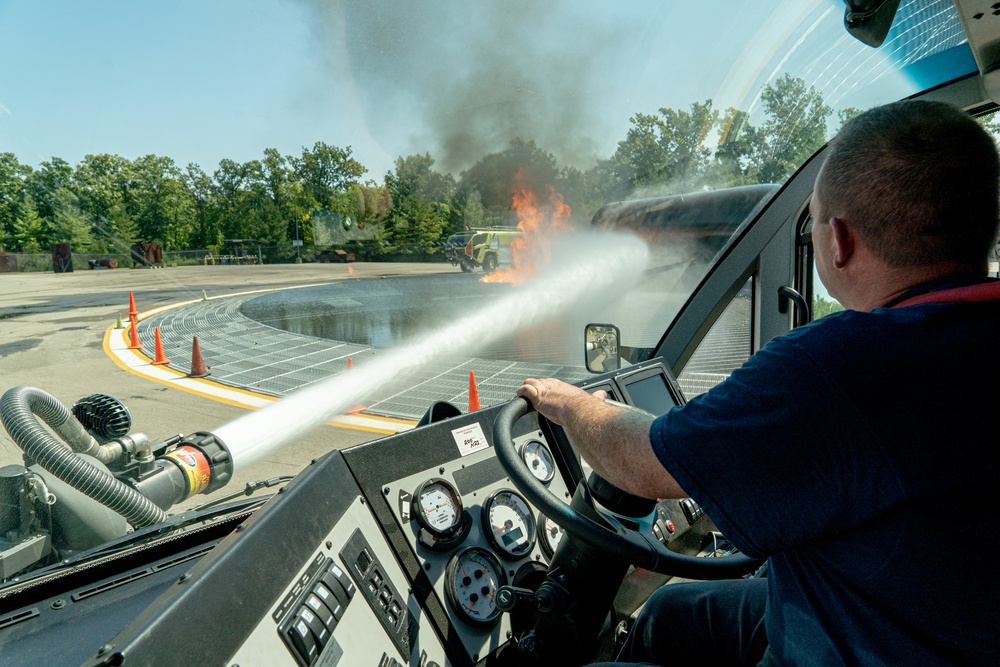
[0,262,454,509]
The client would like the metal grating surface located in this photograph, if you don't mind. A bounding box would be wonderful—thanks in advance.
[137,295,591,421]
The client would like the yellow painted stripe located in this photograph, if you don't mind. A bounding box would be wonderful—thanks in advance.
[103,293,418,435]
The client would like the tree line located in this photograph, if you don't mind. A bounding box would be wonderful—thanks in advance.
[0,75,848,257]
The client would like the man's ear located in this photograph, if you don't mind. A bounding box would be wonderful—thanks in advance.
[830,217,855,269]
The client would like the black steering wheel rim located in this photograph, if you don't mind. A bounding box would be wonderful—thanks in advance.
[493,397,763,579]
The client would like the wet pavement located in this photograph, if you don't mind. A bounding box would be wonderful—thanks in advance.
[140,273,593,420]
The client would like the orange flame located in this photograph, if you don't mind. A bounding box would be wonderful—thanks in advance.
[481,168,574,284]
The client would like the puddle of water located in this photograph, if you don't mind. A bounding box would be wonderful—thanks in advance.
[241,274,584,364]
[0,338,42,357]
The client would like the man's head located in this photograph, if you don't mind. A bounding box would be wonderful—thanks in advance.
[812,101,999,297]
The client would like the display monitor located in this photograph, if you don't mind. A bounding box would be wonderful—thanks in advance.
[581,381,621,402]
[615,364,683,417]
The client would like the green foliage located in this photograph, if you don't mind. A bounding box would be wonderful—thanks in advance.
[459,138,558,213]
[812,293,845,320]
[0,75,842,259]
[608,101,718,195]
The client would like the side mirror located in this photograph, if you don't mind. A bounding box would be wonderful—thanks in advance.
[585,323,620,374]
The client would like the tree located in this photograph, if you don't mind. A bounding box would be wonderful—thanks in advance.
[292,142,366,211]
[46,188,92,249]
[812,293,844,319]
[385,154,455,249]
[743,75,831,184]
[459,138,559,214]
[130,155,195,249]
[11,194,43,252]
[74,153,136,251]
[0,153,32,250]
[607,101,718,197]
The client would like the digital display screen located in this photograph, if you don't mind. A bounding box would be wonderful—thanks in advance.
[585,382,620,402]
[622,373,677,416]
[501,527,524,546]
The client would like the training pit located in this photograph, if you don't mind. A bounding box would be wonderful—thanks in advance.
[135,234,649,424]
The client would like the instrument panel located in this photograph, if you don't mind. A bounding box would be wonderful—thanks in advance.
[381,428,572,660]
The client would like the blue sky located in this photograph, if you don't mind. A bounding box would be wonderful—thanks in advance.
[0,1,916,182]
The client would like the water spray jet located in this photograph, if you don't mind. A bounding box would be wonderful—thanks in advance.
[212,230,649,470]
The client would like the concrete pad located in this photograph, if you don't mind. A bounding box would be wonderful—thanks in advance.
[0,263,453,511]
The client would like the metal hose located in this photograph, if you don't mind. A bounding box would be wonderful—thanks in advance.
[0,386,166,528]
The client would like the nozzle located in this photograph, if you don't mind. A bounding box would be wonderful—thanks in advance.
[133,431,234,510]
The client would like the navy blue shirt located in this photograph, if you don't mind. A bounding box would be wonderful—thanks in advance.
[651,295,1000,665]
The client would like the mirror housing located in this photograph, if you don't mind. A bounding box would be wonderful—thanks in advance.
[843,0,900,48]
[585,323,620,373]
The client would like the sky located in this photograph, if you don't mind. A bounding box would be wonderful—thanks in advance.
[0,1,925,182]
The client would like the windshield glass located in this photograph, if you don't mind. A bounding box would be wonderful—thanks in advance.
[0,1,977,575]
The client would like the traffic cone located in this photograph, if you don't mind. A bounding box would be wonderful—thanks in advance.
[468,371,481,412]
[127,317,143,350]
[189,336,209,377]
[151,327,170,365]
[347,357,353,369]
[128,290,138,317]
[115,313,124,330]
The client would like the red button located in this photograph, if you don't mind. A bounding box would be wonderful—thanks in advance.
[665,520,675,533]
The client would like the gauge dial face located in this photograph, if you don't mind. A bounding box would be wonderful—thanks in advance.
[520,439,555,483]
[413,478,462,536]
[537,512,565,558]
[445,547,507,626]
[483,490,536,558]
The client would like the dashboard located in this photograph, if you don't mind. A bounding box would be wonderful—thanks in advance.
[0,359,715,667]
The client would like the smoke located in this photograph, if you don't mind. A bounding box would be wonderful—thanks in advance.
[295,1,641,174]
[213,229,648,468]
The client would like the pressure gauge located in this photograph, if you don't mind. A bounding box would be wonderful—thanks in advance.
[520,439,555,484]
[412,478,463,537]
[537,512,565,559]
[444,547,507,626]
[482,490,536,559]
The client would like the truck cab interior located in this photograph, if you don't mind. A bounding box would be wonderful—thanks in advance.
[1,1,998,665]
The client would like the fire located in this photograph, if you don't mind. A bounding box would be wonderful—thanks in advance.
[481,168,574,284]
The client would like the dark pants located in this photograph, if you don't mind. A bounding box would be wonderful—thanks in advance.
[590,577,769,667]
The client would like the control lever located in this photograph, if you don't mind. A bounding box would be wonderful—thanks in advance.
[496,582,561,615]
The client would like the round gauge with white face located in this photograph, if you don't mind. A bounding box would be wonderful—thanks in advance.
[444,547,507,626]
[537,512,565,559]
[412,478,463,537]
[483,489,536,559]
[520,439,555,484]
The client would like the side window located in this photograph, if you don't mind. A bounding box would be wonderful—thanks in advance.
[677,278,753,399]
[799,210,844,321]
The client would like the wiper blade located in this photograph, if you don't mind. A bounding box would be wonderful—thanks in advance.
[193,475,294,512]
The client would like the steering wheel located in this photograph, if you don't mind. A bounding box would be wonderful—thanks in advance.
[493,397,763,579]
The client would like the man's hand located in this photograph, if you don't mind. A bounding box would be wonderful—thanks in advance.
[516,377,606,426]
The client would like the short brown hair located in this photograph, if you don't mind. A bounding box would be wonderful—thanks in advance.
[817,100,999,269]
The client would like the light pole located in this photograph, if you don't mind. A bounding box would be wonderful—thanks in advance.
[294,218,302,264]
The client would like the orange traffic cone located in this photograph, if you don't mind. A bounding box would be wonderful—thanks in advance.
[151,327,170,365]
[468,371,481,412]
[189,336,209,377]
[128,290,138,317]
[127,317,143,350]
[347,357,353,369]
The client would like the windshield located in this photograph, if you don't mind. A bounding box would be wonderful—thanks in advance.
[0,1,978,577]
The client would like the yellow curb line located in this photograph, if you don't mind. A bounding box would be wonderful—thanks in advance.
[106,289,416,435]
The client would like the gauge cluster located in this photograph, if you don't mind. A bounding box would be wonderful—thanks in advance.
[381,428,571,660]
